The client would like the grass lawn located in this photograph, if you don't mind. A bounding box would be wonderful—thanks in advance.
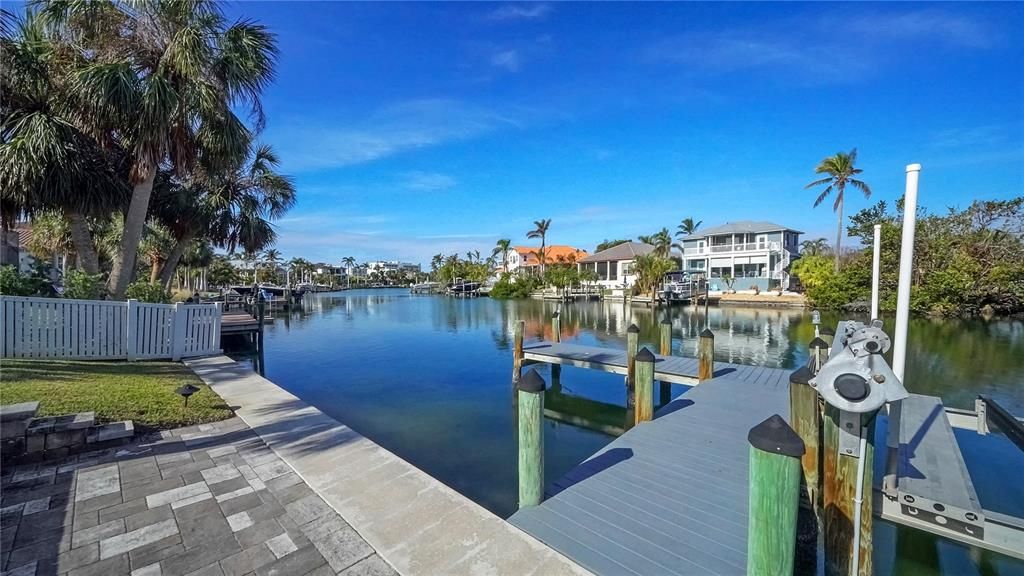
[1,359,234,432]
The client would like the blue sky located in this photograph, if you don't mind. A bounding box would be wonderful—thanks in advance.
[223,2,1024,266]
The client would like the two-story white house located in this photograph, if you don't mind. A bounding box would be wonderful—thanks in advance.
[678,221,802,291]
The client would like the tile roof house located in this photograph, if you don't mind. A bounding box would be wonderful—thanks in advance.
[576,242,655,289]
[503,245,589,274]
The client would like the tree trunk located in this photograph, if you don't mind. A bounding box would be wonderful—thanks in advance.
[834,193,844,273]
[107,169,157,299]
[149,259,163,283]
[66,211,100,275]
[158,235,192,289]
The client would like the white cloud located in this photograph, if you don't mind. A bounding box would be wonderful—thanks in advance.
[402,171,457,191]
[485,4,551,22]
[930,125,1009,149]
[266,99,521,172]
[490,49,521,72]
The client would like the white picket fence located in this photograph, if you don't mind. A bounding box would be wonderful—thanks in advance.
[0,296,222,361]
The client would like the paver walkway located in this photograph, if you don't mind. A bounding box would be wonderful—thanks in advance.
[1,418,395,576]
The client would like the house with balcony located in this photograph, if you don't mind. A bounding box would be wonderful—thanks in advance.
[678,221,802,291]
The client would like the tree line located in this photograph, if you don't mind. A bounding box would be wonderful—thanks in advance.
[1,2,292,301]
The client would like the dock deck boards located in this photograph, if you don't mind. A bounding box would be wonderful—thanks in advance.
[523,342,768,386]
[509,363,792,576]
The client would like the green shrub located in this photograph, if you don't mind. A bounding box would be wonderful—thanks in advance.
[63,269,104,300]
[489,273,542,299]
[0,264,52,296]
[125,281,171,303]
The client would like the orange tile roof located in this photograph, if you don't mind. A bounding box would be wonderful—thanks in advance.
[513,245,589,266]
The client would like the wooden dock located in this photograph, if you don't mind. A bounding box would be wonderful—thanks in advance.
[510,363,792,575]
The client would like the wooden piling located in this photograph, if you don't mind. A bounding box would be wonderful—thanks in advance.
[659,319,673,405]
[808,337,829,375]
[819,327,835,350]
[747,414,804,576]
[698,328,714,380]
[551,311,561,343]
[626,324,639,386]
[518,369,546,508]
[823,406,876,576]
[789,365,821,517]
[634,347,655,424]
[513,320,525,383]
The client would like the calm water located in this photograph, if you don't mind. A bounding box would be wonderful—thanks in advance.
[239,289,1023,574]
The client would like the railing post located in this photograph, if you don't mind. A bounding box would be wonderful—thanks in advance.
[512,320,524,383]
[698,328,714,380]
[747,414,804,576]
[126,299,138,361]
[171,302,186,361]
[517,369,546,509]
[626,324,639,386]
[635,347,655,424]
[214,302,224,353]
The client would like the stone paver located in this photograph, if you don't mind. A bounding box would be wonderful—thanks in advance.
[0,418,367,576]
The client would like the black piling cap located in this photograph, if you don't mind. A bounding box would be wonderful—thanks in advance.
[660,319,671,325]
[518,369,547,393]
[627,324,640,334]
[636,347,655,363]
[789,365,813,385]
[748,414,805,458]
[700,327,714,338]
[552,311,560,318]
[809,337,828,350]
[820,327,836,336]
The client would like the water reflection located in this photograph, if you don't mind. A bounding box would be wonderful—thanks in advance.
[224,289,1022,575]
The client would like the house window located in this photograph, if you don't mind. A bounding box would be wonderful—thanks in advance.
[597,261,608,280]
[609,262,618,280]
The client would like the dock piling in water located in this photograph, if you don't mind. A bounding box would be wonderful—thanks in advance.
[823,407,876,576]
[517,369,546,509]
[634,347,655,424]
[551,311,561,343]
[698,328,714,380]
[789,364,821,520]
[747,414,804,576]
[513,320,524,384]
[626,324,639,387]
[809,337,829,375]
[659,319,673,405]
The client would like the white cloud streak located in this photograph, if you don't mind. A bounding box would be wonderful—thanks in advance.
[485,4,551,22]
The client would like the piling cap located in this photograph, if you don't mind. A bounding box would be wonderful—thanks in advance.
[627,324,640,334]
[660,319,671,325]
[789,365,813,385]
[700,328,714,338]
[636,347,655,363]
[748,414,805,458]
[518,369,547,393]
[819,327,835,337]
[808,337,828,350]
[552,311,560,318]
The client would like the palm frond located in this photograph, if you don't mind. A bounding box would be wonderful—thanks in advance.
[813,185,833,208]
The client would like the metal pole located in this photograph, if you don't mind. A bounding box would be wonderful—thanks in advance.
[892,164,920,382]
[870,224,881,320]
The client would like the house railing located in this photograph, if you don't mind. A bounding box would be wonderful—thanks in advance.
[0,296,221,361]
[684,242,782,255]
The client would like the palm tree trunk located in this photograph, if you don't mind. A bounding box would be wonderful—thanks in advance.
[834,195,844,273]
[66,211,100,275]
[149,259,162,283]
[107,169,157,299]
[158,234,194,289]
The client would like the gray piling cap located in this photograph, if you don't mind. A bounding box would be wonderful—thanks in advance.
[627,324,640,334]
[700,328,714,338]
[809,337,828,350]
[789,366,813,385]
[748,414,805,458]
[636,347,655,363]
[519,369,547,393]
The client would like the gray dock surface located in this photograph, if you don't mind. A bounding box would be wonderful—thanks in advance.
[509,363,792,576]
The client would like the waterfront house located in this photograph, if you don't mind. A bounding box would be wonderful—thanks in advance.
[677,221,801,291]
[504,245,589,275]
[575,242,655,289]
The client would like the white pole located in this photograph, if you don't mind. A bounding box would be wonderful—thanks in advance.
[892,164,920,382]
[870,224,882,320]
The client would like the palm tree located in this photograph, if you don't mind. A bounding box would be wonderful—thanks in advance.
[342,256,356,287]
[44,2,279,298]
[527,219,551,274]
[675,218,703,238]
[800,238,831,257]
[0,11,130,275]
[493,239,511,273]
[650,228,672,258]
[805,148,871,271]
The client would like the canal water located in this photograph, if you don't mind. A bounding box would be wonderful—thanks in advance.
[243,289,1023,575]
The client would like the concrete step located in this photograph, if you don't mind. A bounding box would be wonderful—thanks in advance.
[0,402,40,440]
[87,421,134,444]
